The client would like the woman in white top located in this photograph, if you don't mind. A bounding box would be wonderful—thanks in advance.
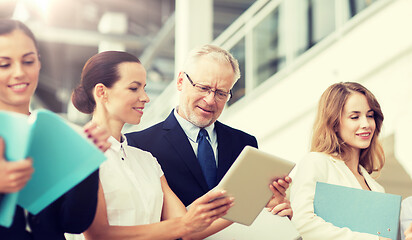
[290,82,390,240]
[71,51,238,240]
[401,197,412,240]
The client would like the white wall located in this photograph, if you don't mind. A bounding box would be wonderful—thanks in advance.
[219,0,412,163]
[125,0,412,179]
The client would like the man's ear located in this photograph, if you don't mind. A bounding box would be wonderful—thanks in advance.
[93,83,107,102]
[177,72,184,91]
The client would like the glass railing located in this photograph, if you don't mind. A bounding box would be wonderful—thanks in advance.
[215,0,381,106]
[124,0,387,132]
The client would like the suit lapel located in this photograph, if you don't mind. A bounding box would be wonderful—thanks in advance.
[215,121,234,182]
[162,112,210,192]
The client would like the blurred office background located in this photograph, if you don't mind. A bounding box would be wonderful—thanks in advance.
[1,0,411,199]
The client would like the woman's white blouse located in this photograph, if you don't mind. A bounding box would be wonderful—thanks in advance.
[290,152,384,240]
[100,135,164,226]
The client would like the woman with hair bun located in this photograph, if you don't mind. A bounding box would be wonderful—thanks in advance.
[71,50,235,240]
[290,82,390,240]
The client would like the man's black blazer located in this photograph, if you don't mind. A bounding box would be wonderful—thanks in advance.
[126,110,258,206]
[0,170,99,240]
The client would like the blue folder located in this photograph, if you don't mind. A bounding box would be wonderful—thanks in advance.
[0,109,106,227]
[314,182,401,240]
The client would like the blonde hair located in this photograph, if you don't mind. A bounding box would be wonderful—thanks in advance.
[311,82,385,173]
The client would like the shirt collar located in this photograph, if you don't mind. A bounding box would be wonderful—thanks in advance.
[108,134,128,152]
[174,108,215,143]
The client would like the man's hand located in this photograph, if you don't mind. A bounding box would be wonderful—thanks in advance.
[0,138,34,193]
[265,176,293,219]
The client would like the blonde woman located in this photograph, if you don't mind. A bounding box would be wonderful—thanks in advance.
[290,82,389,240]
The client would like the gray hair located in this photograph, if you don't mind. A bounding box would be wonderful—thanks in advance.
[182,44,241,82]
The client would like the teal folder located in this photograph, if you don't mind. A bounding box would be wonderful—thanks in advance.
[314,182,401,240]
[0,109,106,227]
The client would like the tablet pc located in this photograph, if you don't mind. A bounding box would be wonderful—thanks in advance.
[214,146,295,226]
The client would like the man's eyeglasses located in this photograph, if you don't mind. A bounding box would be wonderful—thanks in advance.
[184,72,232,102]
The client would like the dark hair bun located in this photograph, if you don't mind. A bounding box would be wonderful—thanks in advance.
[71,85,94,114]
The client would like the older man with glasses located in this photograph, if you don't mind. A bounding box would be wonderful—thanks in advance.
[126,45,292,219]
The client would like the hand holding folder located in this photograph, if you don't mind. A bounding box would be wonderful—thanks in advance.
[0,145,34,194]
[314,182,401,240]
[0,109,106,227]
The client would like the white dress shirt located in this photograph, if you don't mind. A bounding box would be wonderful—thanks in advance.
[174,108,218,165]
[100,135,164,225]
[66,135,164,240]
[290,152,384,240]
